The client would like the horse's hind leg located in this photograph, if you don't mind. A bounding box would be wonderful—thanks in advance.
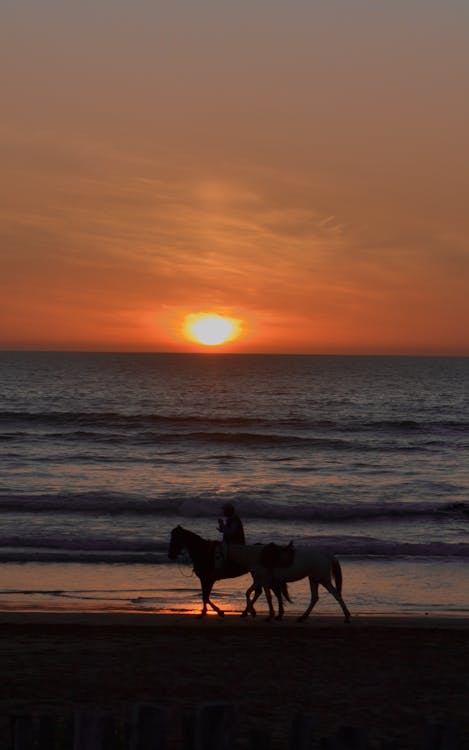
[263,586,276,621]
[323,581,351,623]
[297,579,319,622]
[272,585,284,621]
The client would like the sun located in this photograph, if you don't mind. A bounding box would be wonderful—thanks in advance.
[183,313,242,347]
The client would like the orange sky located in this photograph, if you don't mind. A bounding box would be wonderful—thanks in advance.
[1,2,468,354]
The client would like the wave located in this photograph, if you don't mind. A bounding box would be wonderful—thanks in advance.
[0,430,461,455]
[2,411,467,458]
[0,491,467,522]
[0,548,163,564]
[0,538,468,564]
[2,410,469,432]
[0,411,264,429]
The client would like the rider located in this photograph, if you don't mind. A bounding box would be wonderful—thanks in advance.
[217,502,245,544]
[215,502,245,570]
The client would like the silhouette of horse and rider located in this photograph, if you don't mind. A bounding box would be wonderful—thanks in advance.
[168,504,351,622]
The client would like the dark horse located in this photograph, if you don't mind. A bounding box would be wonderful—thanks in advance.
[168,525,290,618]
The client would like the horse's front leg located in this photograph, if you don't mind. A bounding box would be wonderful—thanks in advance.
[241,582,255,617]
[201,579,224,617]
[242,582,261,618]
[198,588,208,618]
[207,597,225,617]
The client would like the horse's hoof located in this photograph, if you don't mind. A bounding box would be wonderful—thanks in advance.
[296,615,306,623]
[240,611,247,618]
[217,610,225,617]
[275,615,283,622]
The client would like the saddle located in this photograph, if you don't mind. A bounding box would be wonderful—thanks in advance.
[260,541,295,569]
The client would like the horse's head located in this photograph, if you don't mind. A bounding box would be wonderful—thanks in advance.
[168,525,186,560]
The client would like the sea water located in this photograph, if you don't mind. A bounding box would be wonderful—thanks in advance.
[0,351,468,616]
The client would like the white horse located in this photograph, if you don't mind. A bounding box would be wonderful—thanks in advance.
[228,544,352,623]
[222,542,292,620]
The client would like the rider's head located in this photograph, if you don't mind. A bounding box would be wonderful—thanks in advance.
[222,502,235,517]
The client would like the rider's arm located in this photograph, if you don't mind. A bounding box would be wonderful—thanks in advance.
[222,517,239,541]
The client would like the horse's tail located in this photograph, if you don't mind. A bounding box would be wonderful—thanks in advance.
[331,556,343,594]
[281,582,292,603]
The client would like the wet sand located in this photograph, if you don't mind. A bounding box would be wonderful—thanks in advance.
[0,613,468,748]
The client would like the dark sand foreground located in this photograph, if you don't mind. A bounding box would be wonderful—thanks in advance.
[0,613,468,749]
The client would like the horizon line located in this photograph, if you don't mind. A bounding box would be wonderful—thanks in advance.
[1,349,468,359]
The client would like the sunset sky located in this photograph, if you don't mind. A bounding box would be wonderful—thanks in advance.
[1,1,468,354]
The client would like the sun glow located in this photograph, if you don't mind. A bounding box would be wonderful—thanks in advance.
[183,313,242,347]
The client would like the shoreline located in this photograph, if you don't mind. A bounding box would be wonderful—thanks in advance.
[2,558,468,620]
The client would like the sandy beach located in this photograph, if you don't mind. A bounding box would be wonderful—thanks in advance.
[0,613,468,749]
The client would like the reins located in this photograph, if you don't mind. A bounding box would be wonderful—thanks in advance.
[174,528,208,578]
[177,550,195,578]
[175,528,217,579]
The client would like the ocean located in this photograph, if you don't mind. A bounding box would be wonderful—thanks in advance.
[0,351,468,617]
